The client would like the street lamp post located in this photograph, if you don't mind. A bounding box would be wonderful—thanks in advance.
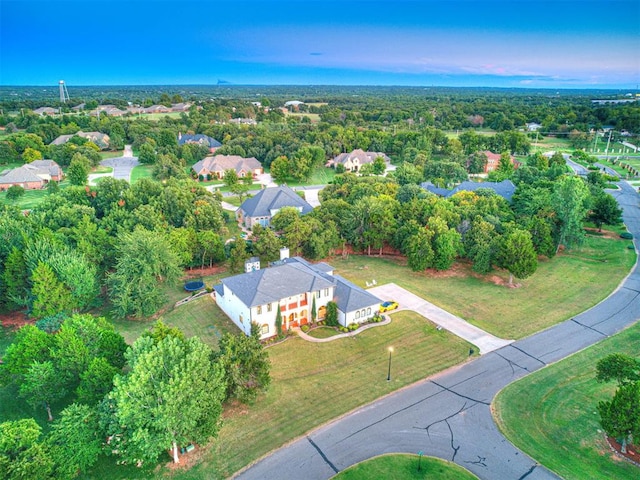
[387,346,393,381]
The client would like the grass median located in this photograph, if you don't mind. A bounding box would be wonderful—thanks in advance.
[493,321,640,480]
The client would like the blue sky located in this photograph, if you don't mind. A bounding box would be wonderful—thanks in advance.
[1,0,638,88]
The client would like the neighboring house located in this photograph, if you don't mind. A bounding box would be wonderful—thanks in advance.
[237,185,312,229]
[480,151,518,173]
[192,154,262,180]
[102,107,127,117]
[33,107,58,116]
[328,149,390,172]
[229,118,257,125]
[178,133,222,152]
[145,105,171,114]
[421,179,517,202]
[0,160,63,191]
[213,255,382,339]
[526,122,542,132]
[126,106,145,114]
[50,131,110,149]
[171,102,192,112]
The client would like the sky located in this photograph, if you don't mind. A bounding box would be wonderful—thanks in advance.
[1,0,639,89]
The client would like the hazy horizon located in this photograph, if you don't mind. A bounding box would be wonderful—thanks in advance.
[2,0,638,89]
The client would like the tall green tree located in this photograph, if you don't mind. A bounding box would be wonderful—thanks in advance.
[499,228,538,286]
[5,185,25,202]
[103,335,226,465]
[0,419,54,480]
[0,324,53,385]
[67,153,91,186]
[47,403,102,479]
[405,229,434,272]
[596,353,640,386]
[217,329,271,403]
[589,192,623,232]
[551,175,590,251]
[597,382,640,454]
[20,360,67,421]
[107,227,181,318]
[30,262,74,319]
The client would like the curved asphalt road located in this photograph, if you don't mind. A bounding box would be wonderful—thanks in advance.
[99,155,139,182]
[236,181,640,480]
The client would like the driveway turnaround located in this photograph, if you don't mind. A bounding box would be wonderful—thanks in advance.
[368,283,512,354]
[99,155,139,182]
[236,181,640,480]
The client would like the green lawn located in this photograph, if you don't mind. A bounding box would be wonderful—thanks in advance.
[176,311,473,479]
[130,164,154,183]
[306,325,343,338]
[334,454,478,480]
[330,234,635,340]
[493,321,640,480]
[0,180,71,209]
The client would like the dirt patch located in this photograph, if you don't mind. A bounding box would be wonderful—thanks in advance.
[0,311,32,330]
[584,228,623,240]
[182,265,227,279]
[162,443,206,472]
[606,436,640,467]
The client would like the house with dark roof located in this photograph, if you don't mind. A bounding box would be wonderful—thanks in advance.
[192,154,261,181]
[178,133,222,153]
[237,185,313,229]
[213,256,382,339]
[0,160,63,190]
[328,149,390,172]
[421,179,516,202]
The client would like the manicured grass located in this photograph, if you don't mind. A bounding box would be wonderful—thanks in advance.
[330,235,635,340]
[130,164,153,183]
[493,321,640,480]
[306,325,343,338]
[334,454,478,480]
[177,311,473,479]
[0,180,71,209]
[98,151,123,160]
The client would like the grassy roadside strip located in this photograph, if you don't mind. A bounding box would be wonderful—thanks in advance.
[493,321,640,480]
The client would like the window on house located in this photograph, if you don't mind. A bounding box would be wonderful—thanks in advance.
[262,324,269,334]
[267,303,272,312]
[324,288,329,297]
[257,306,262,315]
[367,307,371,315]
[239,314,243,324]
[355,311,360,319]
[360,309,365,318]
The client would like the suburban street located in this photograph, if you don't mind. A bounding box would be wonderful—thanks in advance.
[236,181,640,480]
[99,147,139,182]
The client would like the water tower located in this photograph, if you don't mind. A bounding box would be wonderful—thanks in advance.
[59,80,69,103]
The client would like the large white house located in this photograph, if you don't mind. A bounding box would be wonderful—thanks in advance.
[213,256,382,339]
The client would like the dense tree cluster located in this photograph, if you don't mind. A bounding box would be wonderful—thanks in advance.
[0,177,227,319]
[0,318,271,478]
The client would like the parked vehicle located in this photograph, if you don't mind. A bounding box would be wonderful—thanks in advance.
[379,301,399,312]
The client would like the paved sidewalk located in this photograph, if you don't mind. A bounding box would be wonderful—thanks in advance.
[367,283,513,354]
[293,315,391,343]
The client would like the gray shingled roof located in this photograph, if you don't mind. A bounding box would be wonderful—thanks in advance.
[332,274,382,313]
[331,149,390,166]
[0,165,44,185]
[221,260,334,308]
[178,134,222,148]
[193,155,260,176]
[29,160,62,177]
[421,180,516,202]
[240,185,313,218]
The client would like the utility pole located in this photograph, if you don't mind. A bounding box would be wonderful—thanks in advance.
[605,129,612,156]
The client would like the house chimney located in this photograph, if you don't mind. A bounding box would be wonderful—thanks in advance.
[279,247,290,261]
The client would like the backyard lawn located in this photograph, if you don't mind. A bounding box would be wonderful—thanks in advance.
[493,321,640,480]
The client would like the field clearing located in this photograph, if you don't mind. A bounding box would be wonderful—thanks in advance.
[130,164,154,182]
[329,234,635,339]
[493,321,640,480]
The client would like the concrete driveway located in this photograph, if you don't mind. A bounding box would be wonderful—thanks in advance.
[368,283,513,354]
[99,156,139,182]
[236,181,640,480]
